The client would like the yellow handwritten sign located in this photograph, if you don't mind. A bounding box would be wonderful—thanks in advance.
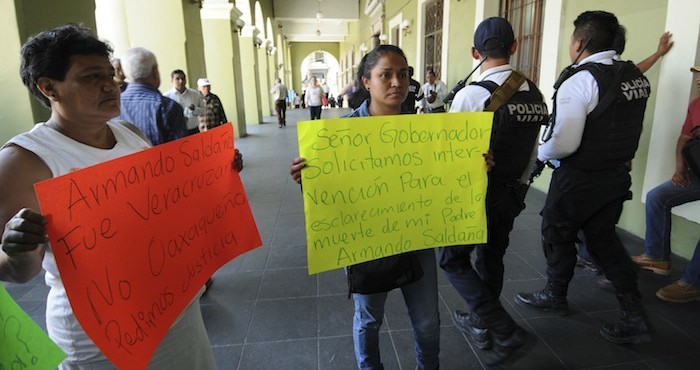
[298,112,493,274]
[0,284,67,369]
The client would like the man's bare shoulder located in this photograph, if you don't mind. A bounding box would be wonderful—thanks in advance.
[0,144,52,185]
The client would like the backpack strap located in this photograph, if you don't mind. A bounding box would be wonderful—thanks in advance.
[483,70,527,112]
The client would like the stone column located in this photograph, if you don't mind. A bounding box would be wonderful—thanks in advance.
[257,39,272,117]
[200,0,247,137]
[239,25,263,125]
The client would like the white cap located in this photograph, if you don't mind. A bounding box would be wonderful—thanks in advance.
[197,78,211,87]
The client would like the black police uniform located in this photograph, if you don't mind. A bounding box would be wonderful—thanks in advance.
[439,70,548,338]
[541,60,649,296]
[401,78,423,114]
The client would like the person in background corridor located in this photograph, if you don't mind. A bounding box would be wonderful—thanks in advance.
[117,47,187,145]
[401,66,423,113]
[419,69,447,113]
[197,78,228,131]
[305,76,323,120]
[271,78,288,128]
[164,69,206,136]
[110,57,128,92]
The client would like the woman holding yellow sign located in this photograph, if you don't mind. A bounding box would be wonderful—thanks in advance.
[290,45,440,370]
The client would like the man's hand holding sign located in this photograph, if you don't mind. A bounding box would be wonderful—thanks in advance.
[295,112,493,274]
[33,125,260,369]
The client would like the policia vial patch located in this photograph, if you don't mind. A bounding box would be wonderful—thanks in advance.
[620,76,650,101]
[505,102,549,123]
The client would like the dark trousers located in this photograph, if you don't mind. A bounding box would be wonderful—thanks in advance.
[275,99,286,126]
[439,184,522,321]
[309,105,322,120]
[542,165,639,296]
[428,106,446,113]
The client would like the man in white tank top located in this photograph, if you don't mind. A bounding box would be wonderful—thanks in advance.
[0,24,216,369]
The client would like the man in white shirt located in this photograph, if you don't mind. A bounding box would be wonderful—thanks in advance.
[515,10,653,345]
[270,78,288,127]
[164,69,206,136]
[419,70,448,113]
[440,17,545,367]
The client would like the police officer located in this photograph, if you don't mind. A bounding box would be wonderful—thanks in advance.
[515,11,653,344]
[401,66,423,113]
[439,17,548,366]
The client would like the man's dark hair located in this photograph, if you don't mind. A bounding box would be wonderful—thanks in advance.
[612,25,627,55]
[408,66,414,77]
[20,24,112,108]
[171,69,186,79]
[573,11,620,54]
[355,44,408,100]
[479,39,511,60]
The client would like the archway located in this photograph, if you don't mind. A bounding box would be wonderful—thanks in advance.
[300,51,341,97]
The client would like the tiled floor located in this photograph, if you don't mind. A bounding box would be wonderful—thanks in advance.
[4,107,700,369]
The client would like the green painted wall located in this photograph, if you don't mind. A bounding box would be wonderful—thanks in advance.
[201,16,247,137]
[182,1,207,89]
[337,0,374,89]
[384,0,419,73]
[444,0,476,89]
[122,0,190,90]
[13,0,97,125]
[239,34,263,124]
[290,42,340,95]
[0,0,35,143]
[258,48,272,116]
[254,0,274,116]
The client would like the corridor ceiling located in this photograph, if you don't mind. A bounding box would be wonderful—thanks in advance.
[272,0,359,42]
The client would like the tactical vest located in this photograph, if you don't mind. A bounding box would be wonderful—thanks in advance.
[472,79,549,182]
[401,79,421,113]
[559,61,650,170]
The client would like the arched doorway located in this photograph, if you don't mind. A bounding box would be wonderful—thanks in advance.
[300,51,341,97]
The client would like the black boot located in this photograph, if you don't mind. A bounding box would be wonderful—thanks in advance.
[453,310,492,350]
[600,293,653,344]
[515,282,569,314]
[482,321,535,367]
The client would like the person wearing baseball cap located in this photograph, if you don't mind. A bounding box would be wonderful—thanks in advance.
[197,78,211,87]
[440,16,545,367]
[197,77,227,132]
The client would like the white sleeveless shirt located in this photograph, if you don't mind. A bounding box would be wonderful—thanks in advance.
[7,122,214,368]
[7,121,149,363]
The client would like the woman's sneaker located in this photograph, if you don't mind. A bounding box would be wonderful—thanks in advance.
[631,254,671,276]
[656,280,700,303]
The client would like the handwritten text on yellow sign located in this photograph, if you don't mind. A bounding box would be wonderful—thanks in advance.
[298,112,493,274]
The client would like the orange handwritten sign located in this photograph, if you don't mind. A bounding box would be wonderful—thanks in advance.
[34,125,261,369]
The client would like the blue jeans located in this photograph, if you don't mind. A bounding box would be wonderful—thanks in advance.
[352,249,440,370]
[644,177,700,286]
